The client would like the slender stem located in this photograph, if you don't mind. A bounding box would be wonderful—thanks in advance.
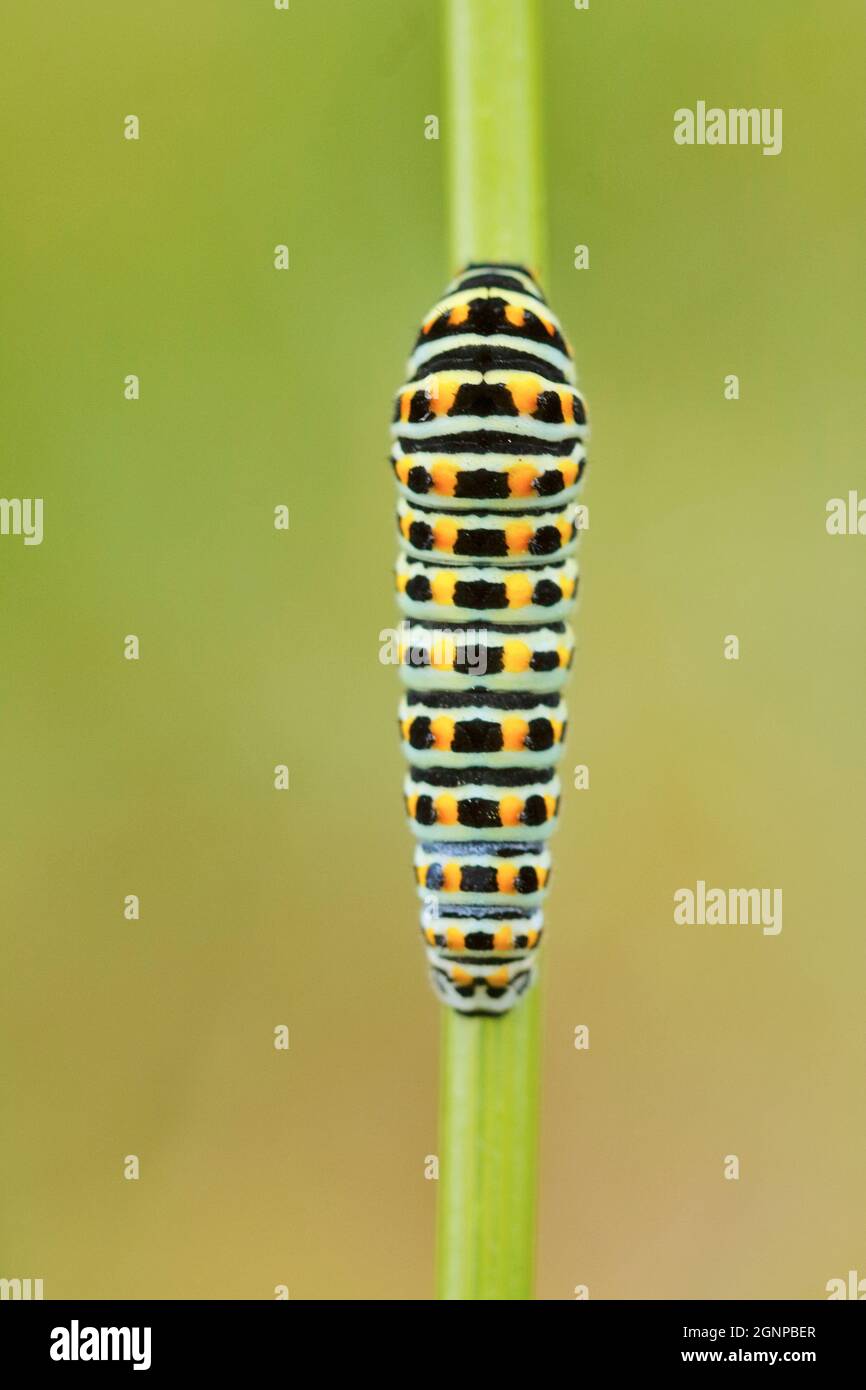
[436,0,544,1301]
[445,0,544,271]
[437,986,541,1299]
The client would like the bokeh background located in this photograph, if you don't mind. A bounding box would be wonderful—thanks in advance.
[2,0,864,1300]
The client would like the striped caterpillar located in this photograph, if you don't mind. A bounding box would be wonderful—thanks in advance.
[392,264,587,1014]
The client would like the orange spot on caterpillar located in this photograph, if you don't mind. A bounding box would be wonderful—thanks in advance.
[431,459,458,497]
[435,793,459,826]
[504,573,532,608]
[433,517,458,552]
[442,861,461,892]
[496,864,517,894]
[430,716,455,750]
[428,375,459,417]
[499,795,523,827]
[509,375,540,415]
[502,639,531,673]
[430,571,457,606]
[508,462,537,497]
[505,521,533,554]
[501,716,529,752]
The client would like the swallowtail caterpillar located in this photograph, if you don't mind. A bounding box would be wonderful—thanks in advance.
[392,264,587,1014]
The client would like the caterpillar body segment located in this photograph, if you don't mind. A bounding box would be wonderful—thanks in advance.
[392,264,586,1013]
[414,839,552,908]
[398,691,567,769]
[395,554,579,623]
[390,443,586,511]
[396,498,581,565]
[420,900,544,953]
[396,620,574,694]
[403,768,561,841]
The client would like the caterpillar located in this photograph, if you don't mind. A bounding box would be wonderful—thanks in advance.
[392,263,587,1015]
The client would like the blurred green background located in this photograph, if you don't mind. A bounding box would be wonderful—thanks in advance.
[2,0,863,1300]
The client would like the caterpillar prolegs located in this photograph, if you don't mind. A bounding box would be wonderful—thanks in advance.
[391,264,587,1015]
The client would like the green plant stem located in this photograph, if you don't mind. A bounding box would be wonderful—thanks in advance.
[445,0,544,270]
[436,0,544,1302]
[437,986,541,1299]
